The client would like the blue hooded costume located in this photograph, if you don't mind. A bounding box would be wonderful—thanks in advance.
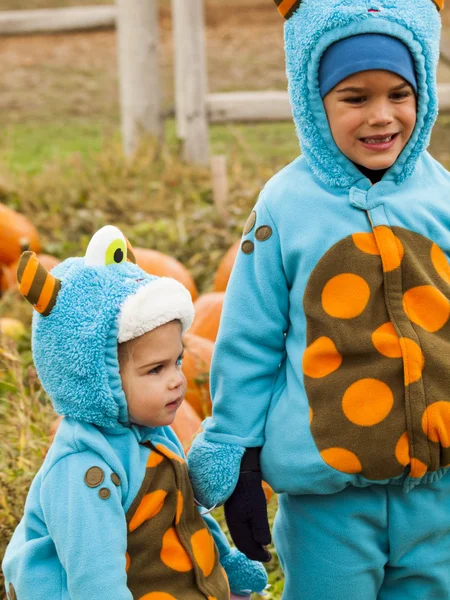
[1,226,267,600]
[187,0,450,597]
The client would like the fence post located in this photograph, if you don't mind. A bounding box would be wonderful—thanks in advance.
[172,0,210,165]
[116,0,162,156]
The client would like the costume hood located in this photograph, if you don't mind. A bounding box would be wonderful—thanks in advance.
[277,0,442,187]
[17,226,194,429]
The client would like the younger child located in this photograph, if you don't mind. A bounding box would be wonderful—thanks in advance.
[2,225,267,600]
[188,0,450,599]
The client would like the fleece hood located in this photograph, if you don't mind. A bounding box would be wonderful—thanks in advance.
[17,226,194,429]
[280,0,442,188]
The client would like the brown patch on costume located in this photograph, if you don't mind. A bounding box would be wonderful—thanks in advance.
[111,473,121,486]
[241,240,255,255]
[255,225,273,242]
[243,210,256,235]
[99,488,111,500]
[125,443,228,600]
[303,227,450,480]
[8,583,17,600]
[84,466,105,488]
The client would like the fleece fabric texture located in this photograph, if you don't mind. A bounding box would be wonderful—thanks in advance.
[189,0,450,507]
[274,470,450,599]
[2,419,266,599]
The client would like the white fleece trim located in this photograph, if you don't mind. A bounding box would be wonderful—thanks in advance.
[118,278,195,343]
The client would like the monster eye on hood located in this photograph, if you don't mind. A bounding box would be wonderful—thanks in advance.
[272,0,442,188]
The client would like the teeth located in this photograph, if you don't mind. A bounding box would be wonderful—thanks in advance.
[363,135,393,144]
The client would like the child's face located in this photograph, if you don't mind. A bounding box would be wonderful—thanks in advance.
[323,70,417,171]
[119,321,186,428]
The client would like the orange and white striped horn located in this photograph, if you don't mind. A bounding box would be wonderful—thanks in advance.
[17,251,61,317]
[273,0,302,19]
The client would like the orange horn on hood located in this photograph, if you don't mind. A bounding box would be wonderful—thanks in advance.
[273,0,302,19]
[17,251,61,317]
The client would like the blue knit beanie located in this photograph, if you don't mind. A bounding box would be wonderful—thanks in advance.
[319,33,418,98]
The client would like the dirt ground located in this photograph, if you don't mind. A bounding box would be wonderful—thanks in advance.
[0,1,448,128]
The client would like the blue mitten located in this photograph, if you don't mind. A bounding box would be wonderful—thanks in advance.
[188,432,245,508]
[221,547,268,596]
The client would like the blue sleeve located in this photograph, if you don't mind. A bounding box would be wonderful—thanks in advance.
[204,194,289,446]
[41,451,133,600]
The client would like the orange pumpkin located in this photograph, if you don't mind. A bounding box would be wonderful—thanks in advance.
[133,247,198,301]
[182,333,214,418]
[213,240,240,292]
[171,400,202,453]
[0,264,15,293]
[0,203,41,266]
[190,292,224,342]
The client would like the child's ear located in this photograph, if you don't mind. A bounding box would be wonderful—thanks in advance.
[273,0,302,20]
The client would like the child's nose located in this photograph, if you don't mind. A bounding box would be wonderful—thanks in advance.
[169,370,184,389]
[367,100,394,127]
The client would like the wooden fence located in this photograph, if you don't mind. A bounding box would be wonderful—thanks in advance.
[1,4,450,164]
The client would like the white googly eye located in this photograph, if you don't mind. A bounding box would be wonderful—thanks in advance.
[85,225,127,267]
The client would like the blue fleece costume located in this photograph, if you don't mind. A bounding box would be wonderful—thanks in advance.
[188,0,450,598]
[1,227,267,600]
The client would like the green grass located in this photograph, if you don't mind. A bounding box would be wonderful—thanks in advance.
[0,116,299,176]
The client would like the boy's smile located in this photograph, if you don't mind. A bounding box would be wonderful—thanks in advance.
[323,70,417,173]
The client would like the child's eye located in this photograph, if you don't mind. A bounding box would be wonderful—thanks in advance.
[391,91,412,101]
[176,352,185,367]
[343,96,366,105]
[148,365,163,375]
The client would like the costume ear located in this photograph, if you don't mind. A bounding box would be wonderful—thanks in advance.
[17,251,61,317]
[125,238,136,264]
[273,0,302,20]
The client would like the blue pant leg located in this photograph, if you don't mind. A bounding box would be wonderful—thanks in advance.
[273,487,388,600]
[378,471,450,600]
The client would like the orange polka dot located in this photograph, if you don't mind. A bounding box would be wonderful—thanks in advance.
[372,322,402,358]
[156,444,185,464]
[410,458,428,479]
[303,337,343,378]
[342,379,394,426]
[175,490,183,525]
[320,448,362,473]
[431,243,450,284]
[400,338,424,385]
[395,431,410,466]
[322,274,370,319]
[139,594,177,600]
[208,597,218,600]
[147,452,164,468]
[352,232,380,255]
[129,490,167,532]
[161,527,193,572]
[373,226,404,272]
[403,286,450,332]
[125,552,130,572]
[422,401,450,447]
[309,406,313,424]
[191,528,216,578]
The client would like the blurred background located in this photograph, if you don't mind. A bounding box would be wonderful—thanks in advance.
[0,2,449,598]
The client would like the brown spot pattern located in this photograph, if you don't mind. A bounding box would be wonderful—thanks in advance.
[243,211,256,235]
[99,488,111,500]
[241,240,255,255]
[303,227,450,480]
[125,443,228,599]
[111,473,121,486]
[84,466,104,488]
[255,225,273,242]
